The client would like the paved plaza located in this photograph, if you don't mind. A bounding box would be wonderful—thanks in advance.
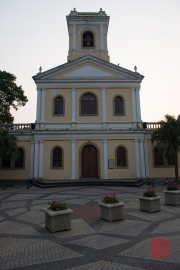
[0,183,180,270]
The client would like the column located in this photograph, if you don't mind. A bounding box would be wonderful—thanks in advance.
[144,140,150,178]
[131,88,137,123]
[100,25,104,50]
[136,87,141,122]
[71,88,76,128]
[71,140,76,180]
[103,139,108,179]
[30,141,34,179]
[34,141,39,179]
[134,139,140,178]
[72,25,76,50]
[39,140,44,179]
[140,139,145,178]
[102,88,107,128]
[36,89,41,123]
[41,88,46,123]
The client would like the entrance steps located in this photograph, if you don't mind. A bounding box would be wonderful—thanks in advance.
[33,178,147,188]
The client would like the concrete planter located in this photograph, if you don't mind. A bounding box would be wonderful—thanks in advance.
[164,190,180,206]
[98,202,124,222]
[138,196,160,213]
[45,208,73,233]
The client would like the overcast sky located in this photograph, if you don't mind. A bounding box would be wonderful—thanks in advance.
[1,0,180,123]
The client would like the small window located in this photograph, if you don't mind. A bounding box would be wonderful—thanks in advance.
[81,94,97,115]
[53,147,62,167]
[54,97,63,115]
[154,148,164,166]
[117,147,126,167]
[115,96,124,115]
[2,158,10,168]
[15,148,24,168]
[82,31,94,47]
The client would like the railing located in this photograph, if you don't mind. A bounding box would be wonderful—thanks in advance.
[143,122,161,130]
[0,123,35,131]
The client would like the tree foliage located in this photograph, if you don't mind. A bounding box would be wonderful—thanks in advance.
[0,71,28,123]
[151,114,180,181]
[0,129,18,160]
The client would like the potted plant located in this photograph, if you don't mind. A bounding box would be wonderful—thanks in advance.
[164,182,180,205]
[45,200,73,233]
[98,193,124,222]
[138,188,160,213]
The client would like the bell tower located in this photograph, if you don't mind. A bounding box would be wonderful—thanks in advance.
[66,8,110,62]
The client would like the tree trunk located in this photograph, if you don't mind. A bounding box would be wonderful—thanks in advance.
[175,157,179,182]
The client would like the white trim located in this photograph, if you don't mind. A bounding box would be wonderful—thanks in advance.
[69,21,108,25]
[71,88,76,124]
[77,26,99,35]
[136,88,141,122]
[101,88,107,127]
[100,25,104,50]
[72,25,76,50]
[134,139,140,178]
[140,139,145,178]
[34,141,39,178]
[131,88,136,123]
[41,88,46,123]
[39,140,44,178]
[144,140,149,177]
[71,139,76,180]
[30,141,34,179]
[36,82,142,88]
[103,139,108,179]
[36,89,41,122]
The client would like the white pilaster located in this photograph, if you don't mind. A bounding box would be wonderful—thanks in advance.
[100,25,104,50]
[140,139,145,178]
[41,88,46,123]
[39,140,44,179]
[103,139,108,179]
[102,88,107,128]
[136,88,141,122]
[71,140,76,180]
[131,88,137,124]
[30,141,34,179]
[144,140,150,178]
[36,89,41,123]
[134,139,140,178]
[34,141,39,179]
[71,88,76,128]
[72,25,76,50]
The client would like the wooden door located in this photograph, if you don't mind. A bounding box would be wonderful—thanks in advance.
[82,145,98,178]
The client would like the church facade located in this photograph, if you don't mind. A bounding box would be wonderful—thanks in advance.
[0,9,177,182]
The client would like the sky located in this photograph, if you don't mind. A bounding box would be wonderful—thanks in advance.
[1,0,180,123]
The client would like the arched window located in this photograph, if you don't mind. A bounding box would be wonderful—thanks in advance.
[54,96,63,115]
[15,148,24,168]
[82,31,94,47]
[81,94,97,115]
[154,147,164,166]
[114,96,124,115]
[117,147,126,167]
[53,147,62,167]
[167,156,175,166]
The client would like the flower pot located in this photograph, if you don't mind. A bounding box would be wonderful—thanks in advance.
[98,202,124,222]
[45,208,73,233]
[138,196,160,213]
[164,190,180,206]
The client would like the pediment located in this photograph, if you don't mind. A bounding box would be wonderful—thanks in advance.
[33,55,144,82]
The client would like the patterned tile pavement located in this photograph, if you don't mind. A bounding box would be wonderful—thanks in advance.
[0,183,180,270]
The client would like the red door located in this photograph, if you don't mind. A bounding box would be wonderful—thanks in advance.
[82,145,98,178]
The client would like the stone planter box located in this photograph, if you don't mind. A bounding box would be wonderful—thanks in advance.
[98,202,124,222]
[45,208,73,233]
[164,190,180,206]
[138,196,160,213]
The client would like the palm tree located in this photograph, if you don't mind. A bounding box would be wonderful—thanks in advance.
[0,129,18,161]
[151,115,180,182]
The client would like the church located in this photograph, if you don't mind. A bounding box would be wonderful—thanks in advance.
[0,9,177,183]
